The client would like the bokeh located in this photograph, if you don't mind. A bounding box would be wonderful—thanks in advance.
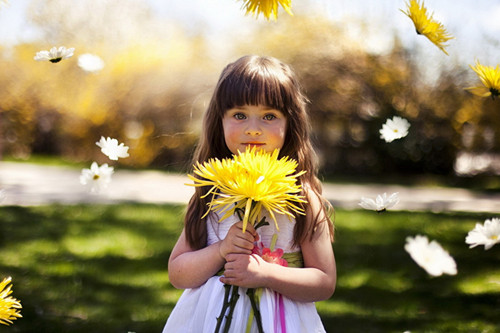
[1,0,499,180]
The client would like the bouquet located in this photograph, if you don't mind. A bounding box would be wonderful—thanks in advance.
[188,147,307,332]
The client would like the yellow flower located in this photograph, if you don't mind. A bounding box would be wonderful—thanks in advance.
[0,277,22,326]
[240,0,293,21]
[401,0,454,55]
[466,60,500,99]
[188,147,306,233]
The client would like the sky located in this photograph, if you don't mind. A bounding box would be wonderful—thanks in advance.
[0,0,499,70]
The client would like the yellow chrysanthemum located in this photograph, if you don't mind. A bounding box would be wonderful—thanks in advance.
[0,277,22,326]
[188,147,306,233]
[240,0,293,21]
[401,0,454,55]
[466,60,500,99]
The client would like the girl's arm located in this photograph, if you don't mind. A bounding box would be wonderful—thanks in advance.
[168,221,258,289]
[220,193,337,302]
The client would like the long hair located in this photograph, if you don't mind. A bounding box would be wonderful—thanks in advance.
[185,55,334,249]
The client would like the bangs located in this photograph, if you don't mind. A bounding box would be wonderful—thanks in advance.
[217,62,292,113]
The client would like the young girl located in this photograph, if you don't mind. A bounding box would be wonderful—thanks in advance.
[163,55,336,332]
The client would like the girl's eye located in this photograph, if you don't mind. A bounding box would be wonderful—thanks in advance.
[234,113,246,120]
[264,114,276,120]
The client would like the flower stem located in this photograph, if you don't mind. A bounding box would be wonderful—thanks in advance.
[222,285,240,333]
[215,284,232,333]
[247,288,264,333]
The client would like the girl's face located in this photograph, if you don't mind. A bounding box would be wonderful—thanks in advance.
[222,104,287,154]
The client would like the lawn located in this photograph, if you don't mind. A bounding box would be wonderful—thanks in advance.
[0,204,498,332]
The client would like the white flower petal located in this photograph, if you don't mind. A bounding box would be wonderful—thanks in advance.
[33,46,74,62]
[359,197,377,210]
[359,192,399,212]
[34,50,51,61]
[405,235,457,276]
[80,162,114,193]
[96,136,129,160]
[78,53,105,73]
[465,218,500,250]
[380,116,410,143]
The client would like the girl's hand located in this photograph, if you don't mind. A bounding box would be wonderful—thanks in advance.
[218,222,258,259]
[219,253,267,288]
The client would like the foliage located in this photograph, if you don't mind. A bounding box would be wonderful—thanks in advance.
[0,204,499,332]
[236,15,500,176]
[1,13,499,177]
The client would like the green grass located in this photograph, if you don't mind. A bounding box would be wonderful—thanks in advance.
[0,205,499,332]
[2,155,87,169]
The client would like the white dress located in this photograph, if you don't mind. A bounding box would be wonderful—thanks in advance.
[162,211,327,333]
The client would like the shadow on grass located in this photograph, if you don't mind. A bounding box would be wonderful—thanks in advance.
[0,204,184,333]
[0,205,499,332]
[317,209,500,333]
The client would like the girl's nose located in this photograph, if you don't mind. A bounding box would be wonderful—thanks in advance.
[245,127,262,136]
[245,121,262,136]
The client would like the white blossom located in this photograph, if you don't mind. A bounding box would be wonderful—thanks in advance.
[380,116,410,143]
[405,235,457,277]
[359,192,399,212]
[79,162,114,193]
[0,189,5,202]
[34,46,75,63]
[96,136,129,160]
[78,53,105,73]
[465,218,500,250]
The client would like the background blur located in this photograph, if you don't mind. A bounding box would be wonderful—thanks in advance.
[1,0,500,180]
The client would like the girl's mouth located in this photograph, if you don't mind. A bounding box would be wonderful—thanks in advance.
[244,143,265,148]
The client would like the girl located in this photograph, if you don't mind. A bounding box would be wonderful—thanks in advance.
[163,55,336,332]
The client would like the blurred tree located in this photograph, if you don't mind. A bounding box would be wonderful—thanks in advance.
[233,14,495,177]
[1,6,498,179]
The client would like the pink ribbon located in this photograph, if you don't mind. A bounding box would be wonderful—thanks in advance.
[273,293,286,333]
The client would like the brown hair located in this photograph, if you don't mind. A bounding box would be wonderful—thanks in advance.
[184,55,333,249]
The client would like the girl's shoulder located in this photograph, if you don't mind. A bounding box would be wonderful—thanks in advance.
[301,181,327,210]
[301,180,335,241]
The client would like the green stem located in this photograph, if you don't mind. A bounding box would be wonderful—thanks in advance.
[215,284,232,333]
[246,288,264,333]
[222,285,240,333]
[235,206,244,221]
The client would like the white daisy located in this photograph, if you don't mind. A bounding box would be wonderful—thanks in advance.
[79,162,114,193]
[359,192,399,212]
[78,53,105,73]
[96,137,129,161]
[34,46,75,63]
[405,235,457,277]
[380,116,410,143]
[465,218,500,250]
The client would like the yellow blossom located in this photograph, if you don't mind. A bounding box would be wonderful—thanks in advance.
[0,277,22,326]
[240,0,293,21]
[401,0,454,55]
[466,60,500,99]
[188,147,306,233]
